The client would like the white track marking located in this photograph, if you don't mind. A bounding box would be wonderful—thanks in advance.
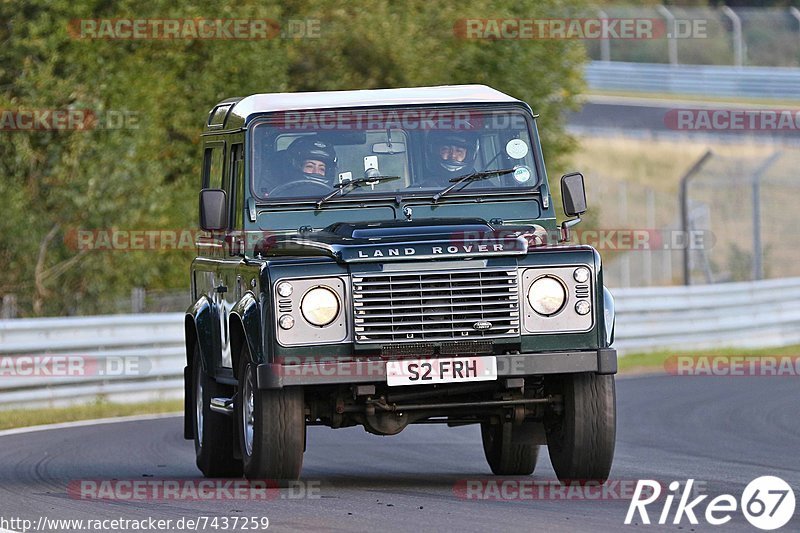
[0,412,181,438]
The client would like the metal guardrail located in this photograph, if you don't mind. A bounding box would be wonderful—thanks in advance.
[613,277,800,353]
[3,277,800,408]
[0,313,185,408]
[585,61,800,100]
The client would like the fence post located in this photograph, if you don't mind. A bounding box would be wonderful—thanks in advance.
[750,152,782,281]
[131,287,146,314]
[656,5,678,65]
[721,6,744,67]
[644,188,655,286]
[1,294,17,319]
[597,10,611,61]
[680,150,714,285]
[791,7,800,35]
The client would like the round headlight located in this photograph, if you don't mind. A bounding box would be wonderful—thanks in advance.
[573,267,590,283]
[300,287,340,326]
[277,282,293,298]
[527,276,566,316]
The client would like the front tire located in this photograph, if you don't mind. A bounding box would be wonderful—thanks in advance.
[236,349,305,480]
[481,421,539,475]
[545,373,616,482]
[192,346,242,477]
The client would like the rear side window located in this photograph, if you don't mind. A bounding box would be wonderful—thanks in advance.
[202,144,224,189]
[208,104,231,128]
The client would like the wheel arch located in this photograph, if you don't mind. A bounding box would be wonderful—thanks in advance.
[230,291,263,380]
[185,295,218,374]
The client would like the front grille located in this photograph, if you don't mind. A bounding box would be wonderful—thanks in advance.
[352,268,520,344]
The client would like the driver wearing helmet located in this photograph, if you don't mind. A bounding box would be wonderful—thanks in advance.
[287,135,338,185]
[424,131,478,182]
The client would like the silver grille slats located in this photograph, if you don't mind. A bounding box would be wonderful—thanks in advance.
[352,268,520,343]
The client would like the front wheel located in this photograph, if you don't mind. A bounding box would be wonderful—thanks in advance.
[545,373,616,482]
[192,346,242,477]
[236,349,305,480]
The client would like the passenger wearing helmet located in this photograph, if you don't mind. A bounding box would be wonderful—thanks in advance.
[424,131,478,182]
[287,136,338,185]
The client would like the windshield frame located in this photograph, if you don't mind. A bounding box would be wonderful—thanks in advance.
[246,102,546,207]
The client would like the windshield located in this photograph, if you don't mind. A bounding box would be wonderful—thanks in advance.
[250,105,540,201]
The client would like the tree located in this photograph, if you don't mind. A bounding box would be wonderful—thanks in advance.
[0,0,586,316]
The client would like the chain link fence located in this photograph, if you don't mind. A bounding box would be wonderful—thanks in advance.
[583,174,682,288]
[583,6,800,67]
[589,150,800,288]
[683,150,800,285]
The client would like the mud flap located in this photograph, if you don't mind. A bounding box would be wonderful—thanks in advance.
[183,365,193,439]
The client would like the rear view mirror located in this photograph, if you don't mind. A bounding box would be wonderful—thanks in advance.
[561,172,587,217]
[372,142,406,154]
[199,189,228,231]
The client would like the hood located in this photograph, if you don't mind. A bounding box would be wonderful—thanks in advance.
[254,218,531,263]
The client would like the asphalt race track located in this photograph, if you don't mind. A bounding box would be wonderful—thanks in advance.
[0,375,797,532]
[567,96,800,141]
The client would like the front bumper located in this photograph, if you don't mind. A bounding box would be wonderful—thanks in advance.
[257,348,616,389]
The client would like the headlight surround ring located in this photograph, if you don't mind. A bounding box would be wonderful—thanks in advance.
[300,286,341,326]
[527,276,567,316]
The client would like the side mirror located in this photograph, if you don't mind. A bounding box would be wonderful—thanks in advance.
[561,172,587,217]
[199,189,228,231]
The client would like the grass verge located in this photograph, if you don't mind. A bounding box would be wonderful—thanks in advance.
[0,398,182,431]
[585,89,800,107]
[618,344,800,375]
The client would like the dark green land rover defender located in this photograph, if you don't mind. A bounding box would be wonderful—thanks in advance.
[184,85,617,482]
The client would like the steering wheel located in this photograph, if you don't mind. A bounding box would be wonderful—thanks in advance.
[268,178,331,197]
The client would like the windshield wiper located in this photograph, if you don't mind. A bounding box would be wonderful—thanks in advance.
[432,167,517,203]
[315,174,401,209]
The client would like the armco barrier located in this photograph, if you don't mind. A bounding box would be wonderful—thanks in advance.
[2,278,800,408]
[585,61,800,100]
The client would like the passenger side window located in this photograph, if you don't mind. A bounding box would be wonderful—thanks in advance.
[202,144,225,189]
[229,144,244,230]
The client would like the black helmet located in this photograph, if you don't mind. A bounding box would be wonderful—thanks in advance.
[287,136,337,179]
[427,130,478,174]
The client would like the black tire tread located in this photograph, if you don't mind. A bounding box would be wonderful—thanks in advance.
[546,373,616,482]
[481,422,539,476]
[193,348,242,478]
[238,350,305,481]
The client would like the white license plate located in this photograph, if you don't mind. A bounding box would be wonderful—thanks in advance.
[386,356,498,387]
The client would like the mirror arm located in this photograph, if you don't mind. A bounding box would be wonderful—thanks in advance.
[559,215,582,243]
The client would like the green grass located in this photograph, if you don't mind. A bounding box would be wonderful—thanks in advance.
[618,344,800,374]
[0,398,182,431]
[585,89,800,106]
